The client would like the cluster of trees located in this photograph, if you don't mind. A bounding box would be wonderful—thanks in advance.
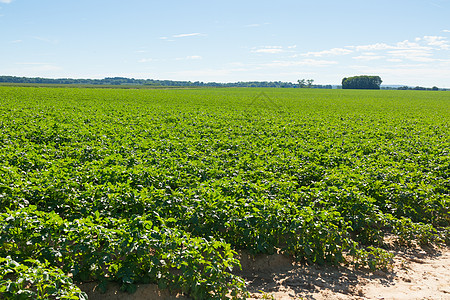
[342,75,382,89]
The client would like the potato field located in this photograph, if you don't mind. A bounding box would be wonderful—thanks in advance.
[0,87,448,299]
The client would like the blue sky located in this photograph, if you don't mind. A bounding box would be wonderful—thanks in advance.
[1,0,449,87]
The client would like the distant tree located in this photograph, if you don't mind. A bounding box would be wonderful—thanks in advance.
[342,75,382,89]
[298,79,314,88]
[298,79,306,88]
[432,86,439,91]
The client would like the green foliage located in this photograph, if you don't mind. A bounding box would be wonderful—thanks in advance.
[350,246,394,271]
[342,75,382,89]
[0,207,245,299]
[0,87,448,299]
[0,256,87,299]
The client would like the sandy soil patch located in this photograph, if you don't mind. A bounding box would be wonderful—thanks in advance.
[80,246,450,300]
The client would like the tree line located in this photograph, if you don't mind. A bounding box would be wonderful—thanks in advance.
[0,76,333,89]
[397,86,440,91]
[2,75,443,90]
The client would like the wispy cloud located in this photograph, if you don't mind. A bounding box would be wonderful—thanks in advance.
[159,37,175,42]
[351,43,394,51]
[349,40,430,52]
[172,33,203,38]
[353,55,384,61]
[265,59,338,67]
[349,38,444,53]
[175,55,203,61]
[160,33,204,41]
[349,61,450,87]
[387,49,435,62]
[9,40,22,44]
[386,58,403,62]
[251,45,298,54]
[0,0,14,3]
[186,55,202,60]
[252,46,284,54]
[443,29,450,33]
[343,35,450,63]
[303,47,353,57]
[423,35,450,49]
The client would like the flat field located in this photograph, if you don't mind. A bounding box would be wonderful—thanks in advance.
[0,87,449,299]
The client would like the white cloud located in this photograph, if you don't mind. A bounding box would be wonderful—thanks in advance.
[253,48,284,54]
[422,35,450,49]
[172,33,203,38]
[265,59,338,67]
[0,0,14,3]
[303,48,353,57]
[387,49,435,62]
[175,55,202,61]
[386,58,402,62]
[353,55,384,61]
[395,40,427,50]
[350,38,446,54]
[350,41,429,52]
[352,43,394,51]
[349,62,450,88]
[159,37,175,42]
[251,46,298,54]
[345,36,450,63]
[443,30,450,33]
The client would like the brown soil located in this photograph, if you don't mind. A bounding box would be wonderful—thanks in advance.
[80,246,450,300]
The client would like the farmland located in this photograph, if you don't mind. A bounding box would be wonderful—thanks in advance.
[0,86,449,299]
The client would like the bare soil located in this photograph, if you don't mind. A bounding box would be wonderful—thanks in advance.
[80,246,450,300]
